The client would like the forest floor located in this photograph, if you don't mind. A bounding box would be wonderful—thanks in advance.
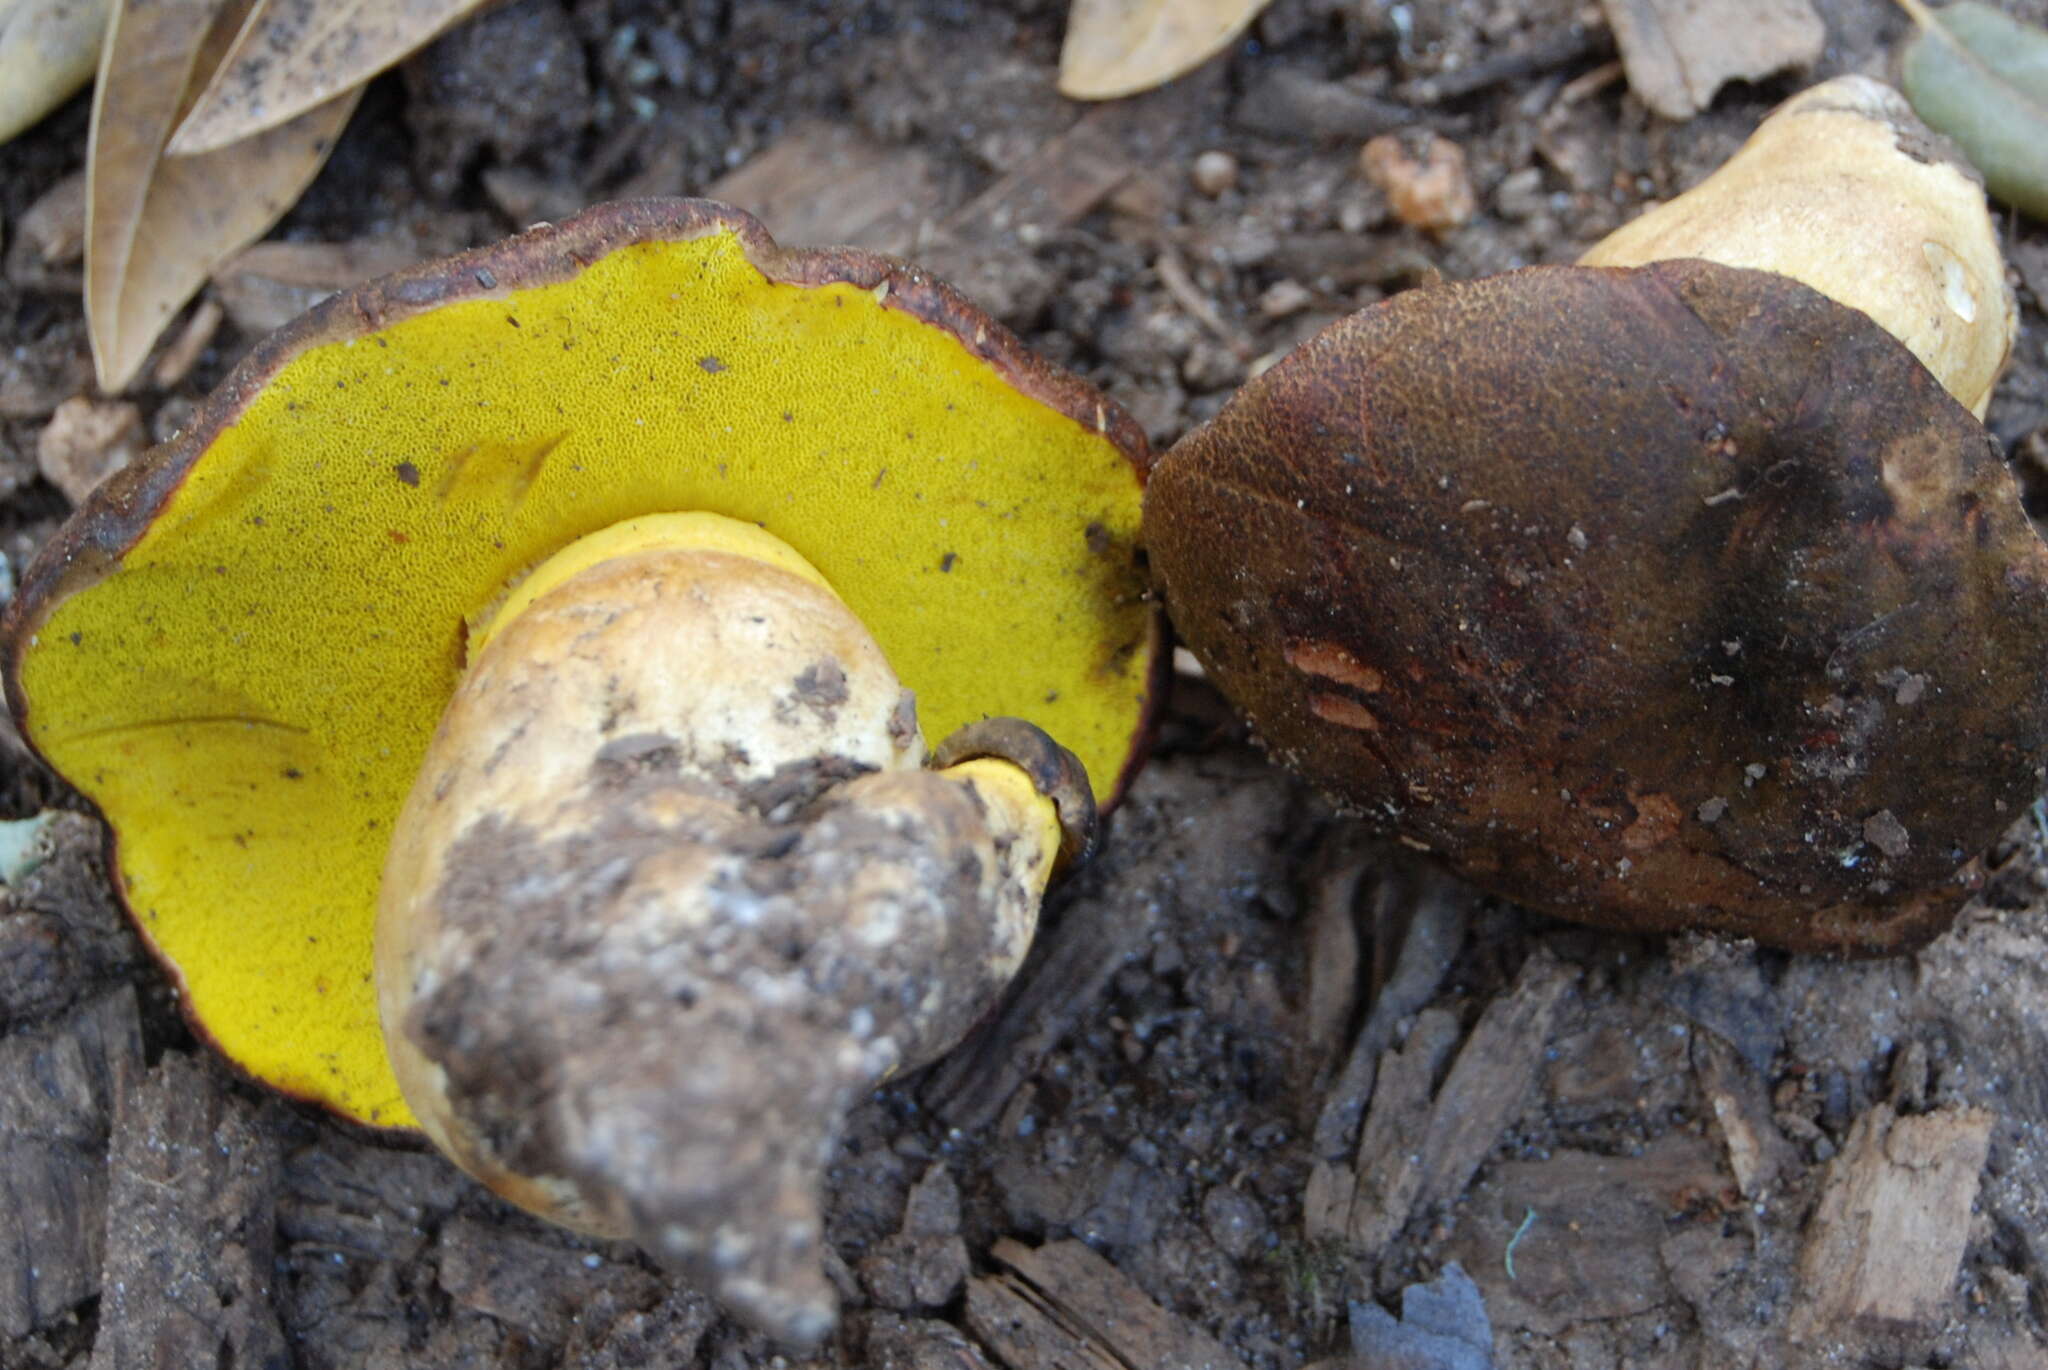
[7,0,2048,1367]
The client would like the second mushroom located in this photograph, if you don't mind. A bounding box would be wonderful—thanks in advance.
[1148,77,2048,954]
[5,200,1162,1343]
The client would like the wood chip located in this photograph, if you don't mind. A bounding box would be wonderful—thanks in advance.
[0,988,141,1340]
[940,104,1138,247]
[1447,1131,1738,1335]
[1320,1007,1460,1249]
[1790,1102,1995,1345]
[1597,0,1823,121]
[706,120,942,253]
[1693,1030,1796,1199]
[966,1239,1249,1370]
[1309,859,1469,1160]
[1329,947,1578,1253]
[437,1217,661,1340]
[1232,68,1415,143]
[90,1049,288,1370]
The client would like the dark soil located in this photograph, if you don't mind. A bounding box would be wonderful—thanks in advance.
[8,1,2048,1368]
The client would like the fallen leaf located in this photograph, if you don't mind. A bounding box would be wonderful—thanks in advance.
[1059,0,1271,101]
[1597,0,1823,120]
[0,0,114,143]
[167,0,489,155]
[1898,0,2048,220]
[86,0,358,392]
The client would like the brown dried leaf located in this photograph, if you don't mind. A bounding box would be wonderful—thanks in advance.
[1058,0,1271,101]
[86,0,358,392]
[167,0,488,155]
[1598,0,1823,120]
[0,0,114,144]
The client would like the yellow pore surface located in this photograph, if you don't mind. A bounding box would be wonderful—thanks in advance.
[19,228,1152,1127]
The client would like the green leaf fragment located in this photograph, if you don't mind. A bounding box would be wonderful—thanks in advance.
[1898,0,2048,219]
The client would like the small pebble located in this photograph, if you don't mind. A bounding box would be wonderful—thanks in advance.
[1258,279,1314,318]
[1191,150,1239,198]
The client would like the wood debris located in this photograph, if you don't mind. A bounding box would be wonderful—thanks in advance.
[91,1049,289,1370]
[1597,0,1823,121]
[0,988,140,1340]
[1693,1030,1796,1200]
[1791,1102,1995,1346]
[436,1217,661,1340]
[966,1239,1248,1370]
[1447,1131,1741,1335]
[1312,946,1576,1253]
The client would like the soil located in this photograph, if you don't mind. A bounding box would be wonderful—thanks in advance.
[7,1,2048,1368]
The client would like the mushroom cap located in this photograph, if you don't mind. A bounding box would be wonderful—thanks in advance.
[5,199,1161,1128]
[1147,258,2048,954]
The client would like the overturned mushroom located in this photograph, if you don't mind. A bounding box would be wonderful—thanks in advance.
[5,200,1161,1342]
[1147,77,2048,954]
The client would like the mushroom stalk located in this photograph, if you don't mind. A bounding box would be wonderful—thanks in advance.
[1580,75,2015,416]
[375,512,1084,1345]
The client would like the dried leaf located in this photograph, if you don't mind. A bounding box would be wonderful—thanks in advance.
[0,0,114,144]
[1898,0,2048,220]
[167,0,489,155]
[1058,0,1271,101]
[86,0,358,392]
[1598,0,1823,121]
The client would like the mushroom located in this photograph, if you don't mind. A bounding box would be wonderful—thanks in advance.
[4,199,1161,1342]
[1146,76,2048,954]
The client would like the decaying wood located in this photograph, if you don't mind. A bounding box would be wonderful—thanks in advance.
[89,1049,288,1370]
[1315,948,1577,1254]
[1791,1102,1995,1346]
[1310,860,1471,1160]
[0,987,139,1340]
[965,1239,1247,1370]
[1597,0,1823,119]
[1693,1030,1797,1199]
[1306,1007,1459,1247]
[1446,1130,1740,1337]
